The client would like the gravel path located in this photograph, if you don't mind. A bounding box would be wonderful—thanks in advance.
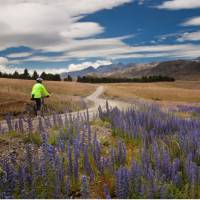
[0,86,131,133]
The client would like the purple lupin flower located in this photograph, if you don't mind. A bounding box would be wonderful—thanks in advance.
[161,148,170,178]
[52,112,57,127]
[188,161,198,185]
[86,109,91,145]
[67,143,73,177]
[106,100,110,115]
[89,168,95,183]
[129,160,141,195]
[38,117,44,133]
[3,161,15,195]
[57,114,64,127]
[54,169,61,199]
[159,184,169,199]
[73,140,79,181]
[44,116,52,129]
[98,105,103,119]
[172,172,182,186]
[103,184,111,199]
[81,175,89,198]
[152,141,160,169]
[83,145,91,174]
[171,158,180,178]
[25,144,33,168]
[47,144,55,167]
[18,115,24,134]
[115,167,129,199]
[14,121,18,132]
[27,116,33,134]
[59,140,65,152]
[117,141,126,166]
[41,152,47,178]
[5,114,13,132]
[18,165,26,195]
[110,148,117,169]
[65,177,70,198]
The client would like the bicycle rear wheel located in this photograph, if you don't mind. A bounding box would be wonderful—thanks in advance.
[23,103,36,121]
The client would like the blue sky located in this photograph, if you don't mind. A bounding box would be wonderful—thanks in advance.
[0,0,200,73]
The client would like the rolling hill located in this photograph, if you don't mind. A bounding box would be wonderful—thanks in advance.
[103,60,200,80]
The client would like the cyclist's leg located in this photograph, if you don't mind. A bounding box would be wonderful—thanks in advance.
[35,98,42,116]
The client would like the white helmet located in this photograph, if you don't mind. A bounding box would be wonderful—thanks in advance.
[36,77,43,82]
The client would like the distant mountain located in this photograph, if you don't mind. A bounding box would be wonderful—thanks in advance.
[103,60,200,80]
[94,63,126,73]
[61,63,126,78]
[61,66,95,78]
[61,59,200,81]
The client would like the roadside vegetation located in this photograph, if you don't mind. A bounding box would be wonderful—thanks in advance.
[0,101,199,198]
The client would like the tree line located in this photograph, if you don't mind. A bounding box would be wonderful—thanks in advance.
[77,75,175,83]
[0,69,61,81]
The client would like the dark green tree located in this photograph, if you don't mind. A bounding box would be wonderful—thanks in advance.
[22,69,30,79]
[13,71,19,79]
[32,70,39,80]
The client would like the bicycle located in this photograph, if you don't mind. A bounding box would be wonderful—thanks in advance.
[23,97,54,121]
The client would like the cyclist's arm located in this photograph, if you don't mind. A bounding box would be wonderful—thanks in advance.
[42,85,49,97]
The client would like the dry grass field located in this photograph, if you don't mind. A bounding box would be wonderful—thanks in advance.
[103,81,200,104]
[0,78,97,118]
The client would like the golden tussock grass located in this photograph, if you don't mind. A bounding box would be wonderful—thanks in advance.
[103,81,200,104]
[0,78,97,118]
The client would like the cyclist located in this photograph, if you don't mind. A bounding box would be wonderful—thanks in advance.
[31,77,50,116]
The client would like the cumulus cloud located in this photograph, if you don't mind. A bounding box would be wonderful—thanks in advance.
[182,16,200,26]
[157,0,200,10]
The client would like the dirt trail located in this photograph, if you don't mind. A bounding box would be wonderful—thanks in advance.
[0,86,131,132]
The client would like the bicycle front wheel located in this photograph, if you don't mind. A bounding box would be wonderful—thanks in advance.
[41,104,54,118]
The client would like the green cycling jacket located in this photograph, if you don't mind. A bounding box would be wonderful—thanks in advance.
[31,83,49,98]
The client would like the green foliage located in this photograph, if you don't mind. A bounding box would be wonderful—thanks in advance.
[23,132,42,145]
[64,75,73,81]
[77,75,175,83]
[0,69,61,81]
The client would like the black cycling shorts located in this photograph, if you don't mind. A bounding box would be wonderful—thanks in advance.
[34,98,41,111]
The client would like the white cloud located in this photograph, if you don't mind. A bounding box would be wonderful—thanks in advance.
[157,0,200,10]
[67,60,112,71]
[0,0,132,51]
[0,58,112,74]
[0,56,68,74]
[138,0,145,5]
[182,16,200,26]
[177,31,200,41]
[0,57,9,65]
[0,65,68,75]
[6,52,33,58]
[9,42,200,65]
